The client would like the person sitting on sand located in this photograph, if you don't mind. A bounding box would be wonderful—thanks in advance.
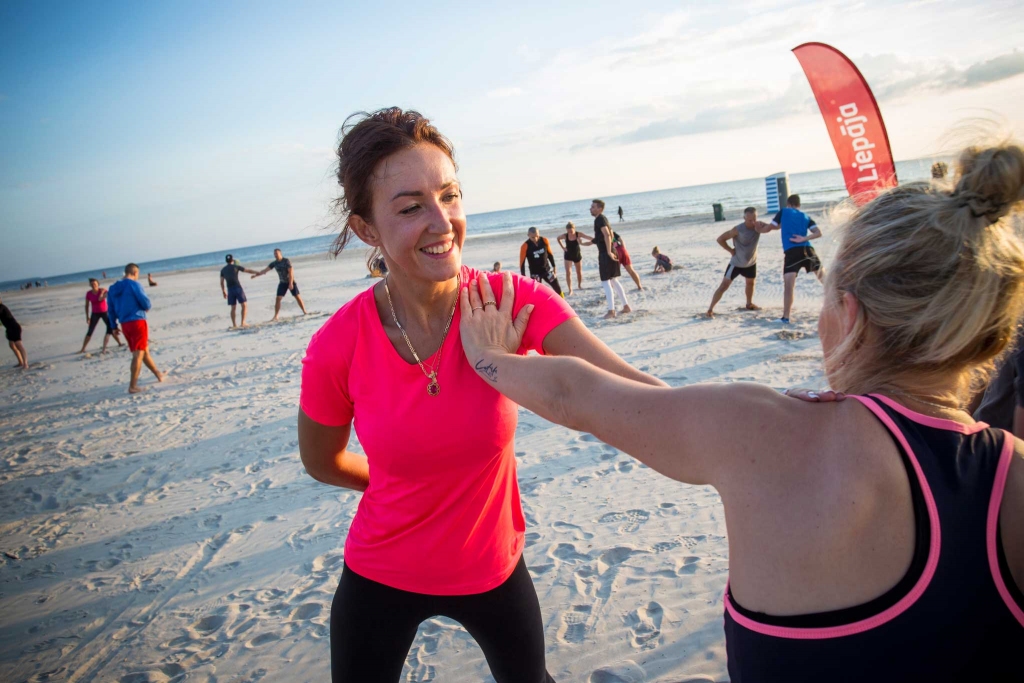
[459,140,1024,681]
[220,255,259,328]
[591,199,632,319]
[707,206,773,317]
[557,221,594,295]
[0,297,28,369]
[108,263,165,394]
[80,278,124,353]
[520,227,564,297]
[651,246,672,273]
[493,261,502,272]
[763,194,825,324]
[147,273,158,287]
[252,248,308,321]
[297,107,666,683]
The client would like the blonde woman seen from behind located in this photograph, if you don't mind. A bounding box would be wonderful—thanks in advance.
[459,140,1024,681]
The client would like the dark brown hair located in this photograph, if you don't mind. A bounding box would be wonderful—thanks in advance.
[125,263,139,276]
[787,194,801,207]
[592,199,606,209]
[331,108,457,262]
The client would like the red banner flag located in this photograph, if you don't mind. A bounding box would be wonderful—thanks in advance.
[793,42,897,204]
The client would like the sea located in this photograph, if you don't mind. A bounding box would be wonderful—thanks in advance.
[4,158,938,291]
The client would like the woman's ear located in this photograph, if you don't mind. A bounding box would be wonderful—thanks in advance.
[841,291,861,338]
[349,214,381,248]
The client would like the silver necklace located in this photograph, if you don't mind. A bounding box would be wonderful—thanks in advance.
[383,273,461,396]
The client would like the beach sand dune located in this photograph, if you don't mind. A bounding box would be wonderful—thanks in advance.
[1,214,834,682]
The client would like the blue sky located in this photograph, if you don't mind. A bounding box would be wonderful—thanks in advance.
[3,0,1024,280]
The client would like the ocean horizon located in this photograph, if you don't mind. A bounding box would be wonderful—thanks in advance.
[3,157,938,291]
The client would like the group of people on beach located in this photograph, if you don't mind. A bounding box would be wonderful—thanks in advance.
[513,200,649,319]
[297,108,1022,682]
[706,194,824,321]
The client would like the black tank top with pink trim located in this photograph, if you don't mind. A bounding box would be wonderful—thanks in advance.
[723,394,1024,682]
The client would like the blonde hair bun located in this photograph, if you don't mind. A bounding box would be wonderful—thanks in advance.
[825,138,1024,400]
[953,142,1024,225]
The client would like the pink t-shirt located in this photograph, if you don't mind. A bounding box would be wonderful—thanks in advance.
[86,290,108,313]
[300,266,576,595]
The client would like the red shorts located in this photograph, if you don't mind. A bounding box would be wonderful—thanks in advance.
[615,244,632,267]
[121,320,149,351]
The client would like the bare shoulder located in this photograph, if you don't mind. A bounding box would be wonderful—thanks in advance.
[704,386,893,490]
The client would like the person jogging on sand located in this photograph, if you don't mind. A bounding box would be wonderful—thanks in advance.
[297,108,666,683]
[253,248,308,321]
[591,199,631,319]
[108,263,165,394]
[0,297,28,369]
[707,206,773,317]
[459,140,1024,681]
[79,278,124,353]
[557,222,593,295]
[764,194,825,323]
[220,254,259,328]
[519,227,563,296]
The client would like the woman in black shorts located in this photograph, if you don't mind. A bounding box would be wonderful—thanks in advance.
[556,222,593,295]
[0,297,28,369]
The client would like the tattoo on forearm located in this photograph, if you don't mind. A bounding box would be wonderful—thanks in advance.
[475,359,499,382]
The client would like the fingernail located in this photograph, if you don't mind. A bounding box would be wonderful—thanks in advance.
[807,391,818,399]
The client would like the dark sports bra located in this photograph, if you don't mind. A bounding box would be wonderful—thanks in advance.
[723,394,1024,682]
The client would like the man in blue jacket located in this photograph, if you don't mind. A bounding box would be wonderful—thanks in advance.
[764,194,826,323]
[108,263,165,394]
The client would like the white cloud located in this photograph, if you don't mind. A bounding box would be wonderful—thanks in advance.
[486,87,524,99]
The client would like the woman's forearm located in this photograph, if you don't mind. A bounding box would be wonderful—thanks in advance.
[472,352,599,433]
[303,449,370,492]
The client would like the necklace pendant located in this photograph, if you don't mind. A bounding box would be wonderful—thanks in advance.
[427,380,440,396]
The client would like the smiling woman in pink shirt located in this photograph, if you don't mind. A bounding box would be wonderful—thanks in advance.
[298,108,664,683]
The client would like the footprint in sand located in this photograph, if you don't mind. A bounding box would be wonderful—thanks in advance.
[598,509,650,533]
[626,601,664,650]
[552,521,594,541]
[678,556,701,574]
[589,660,646,683]
[246,632,282,648]
[558,604,592,644]
[550,543,591,563]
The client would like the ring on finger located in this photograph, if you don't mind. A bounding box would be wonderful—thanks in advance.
[472,306,484,312]
[483,300,497,307]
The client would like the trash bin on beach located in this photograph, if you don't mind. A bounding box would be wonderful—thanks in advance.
[766,172,788,213]
[713,203,725,222]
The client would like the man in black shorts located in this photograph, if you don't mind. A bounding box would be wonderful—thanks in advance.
[519,227,563,296]
[764,195,825,323]
[220,254,259,328]
[253,248,308,321]
[706,207,773,317]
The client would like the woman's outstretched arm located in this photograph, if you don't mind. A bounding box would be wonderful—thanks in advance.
[460,274,786,487]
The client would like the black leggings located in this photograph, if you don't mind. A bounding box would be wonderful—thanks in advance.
[331,556,555,682]
[87,312,113,336]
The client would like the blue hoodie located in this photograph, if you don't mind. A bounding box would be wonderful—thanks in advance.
[107,278,151,327]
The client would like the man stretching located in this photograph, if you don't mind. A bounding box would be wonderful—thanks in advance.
[706,207,773,317]
[253,248,308,321]
[765,194,825,323]
[220,254,259,328]
[519,227,563,296]
[108,263,165,394]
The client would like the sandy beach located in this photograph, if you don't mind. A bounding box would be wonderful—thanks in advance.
[1,212,836,683]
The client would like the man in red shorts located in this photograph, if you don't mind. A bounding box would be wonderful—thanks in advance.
[107,263,165,394]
